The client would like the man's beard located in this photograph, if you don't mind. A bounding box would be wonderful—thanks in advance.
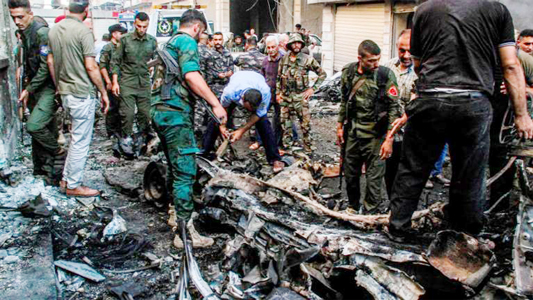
[193,32,201,42]
[362,66,376,74]
[291,47,301,53]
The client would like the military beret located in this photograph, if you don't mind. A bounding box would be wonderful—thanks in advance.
[109,24,127,34]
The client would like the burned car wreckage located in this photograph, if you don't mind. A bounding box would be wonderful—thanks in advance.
[139,139,533,300]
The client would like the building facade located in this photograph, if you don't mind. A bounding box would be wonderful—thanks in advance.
[310,0,416,75]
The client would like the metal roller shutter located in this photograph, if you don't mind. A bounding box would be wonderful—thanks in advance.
[334,3,386,72]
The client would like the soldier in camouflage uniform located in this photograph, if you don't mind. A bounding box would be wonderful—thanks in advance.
[337,40,400,214]
[231,35,245,53]
[276,33,326,153]
[198,32,212,76]
[9,0,63,185]
[99,24,127,138]
[205,32,234,98]
[194,31,214,137]
[234,37,265,74]
[151,10,227,248]
[111,12,157,149]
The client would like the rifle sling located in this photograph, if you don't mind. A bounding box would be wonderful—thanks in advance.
[345,77,366,125]
[348,77,366,103]
[157,47,221,125]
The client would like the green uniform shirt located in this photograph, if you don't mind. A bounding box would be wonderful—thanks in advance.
[21,20,53,93]
[519,50,533,86]
[99,41,118,75]
[339,62,400,139]
[111,31,157,88]
[276,51,326,95]
[231,44,245,52]
[151,31,201,126]
[48,16,96,98]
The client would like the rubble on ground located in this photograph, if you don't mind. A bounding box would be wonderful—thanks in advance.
[0,98,531,300]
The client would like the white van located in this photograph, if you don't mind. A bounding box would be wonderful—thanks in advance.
[119,9,213,46]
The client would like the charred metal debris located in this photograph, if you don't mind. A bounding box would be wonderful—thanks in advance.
[137,150,532,300]
[2,134,533,300]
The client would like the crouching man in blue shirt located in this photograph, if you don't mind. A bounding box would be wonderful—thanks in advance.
[202,71,285,173]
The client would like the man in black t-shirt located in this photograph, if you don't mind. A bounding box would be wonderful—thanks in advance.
[387,0,533,242]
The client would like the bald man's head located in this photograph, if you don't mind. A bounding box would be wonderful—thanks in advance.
[397,29,412,68]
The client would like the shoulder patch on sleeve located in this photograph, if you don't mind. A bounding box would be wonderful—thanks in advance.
[40,45,49,56]
[388,86,398,97]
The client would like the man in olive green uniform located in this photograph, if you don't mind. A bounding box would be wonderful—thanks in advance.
[231,35,245,53]
[111,12,157,143]
[276,33,326,153]
[9,0,62,184]
[151,9,227,248]
[337,40,400,214]
[100,24,127,138]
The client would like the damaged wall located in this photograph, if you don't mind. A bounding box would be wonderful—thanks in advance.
[0,1,21,169]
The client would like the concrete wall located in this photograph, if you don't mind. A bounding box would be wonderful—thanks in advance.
[0,2,22,168]
[300,1,322,36]
[278,0,294,33]
[215,0,230,32]
[197,0,217,27]
[278,0,323,35]
[321,5,334,76]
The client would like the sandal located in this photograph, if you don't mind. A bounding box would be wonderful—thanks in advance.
[272,161,284,173]
[249,142,260,150]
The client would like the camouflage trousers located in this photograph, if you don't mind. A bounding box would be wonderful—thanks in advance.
[280,93,311,151]
[152,109,198,220]
[210,84,226,99]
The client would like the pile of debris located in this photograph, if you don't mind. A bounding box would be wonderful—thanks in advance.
[2,116,533,300]
[138,156,530,299]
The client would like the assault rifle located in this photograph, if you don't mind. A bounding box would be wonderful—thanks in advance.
[17,42,25,144]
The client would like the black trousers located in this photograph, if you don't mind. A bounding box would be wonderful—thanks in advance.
[105,92,121,138]
[385,139,403,199]
[389,93,492,235]
[202,105,281,164]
